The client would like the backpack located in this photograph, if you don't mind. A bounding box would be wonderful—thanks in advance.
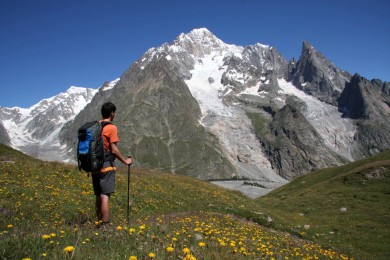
[77,121,112,173]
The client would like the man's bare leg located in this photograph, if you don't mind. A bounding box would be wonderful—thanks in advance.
[100,193,110,223]
[95,194,110,224]
[95,195,102,221]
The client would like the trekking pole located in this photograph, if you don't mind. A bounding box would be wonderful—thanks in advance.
[127,157,131,224]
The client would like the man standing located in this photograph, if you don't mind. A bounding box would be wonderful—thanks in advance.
[93,101,132,227]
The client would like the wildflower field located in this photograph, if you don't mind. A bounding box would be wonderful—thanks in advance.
[1,145,387,259]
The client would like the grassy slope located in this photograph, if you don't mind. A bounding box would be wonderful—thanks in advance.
[257,150,390,259]
[1,144,387,259]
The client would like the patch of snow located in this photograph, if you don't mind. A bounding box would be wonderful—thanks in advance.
[255,42,270,49]
[239,82,261,96]
[102,78,120,91]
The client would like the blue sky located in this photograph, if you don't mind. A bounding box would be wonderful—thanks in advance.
[1,0,389,108]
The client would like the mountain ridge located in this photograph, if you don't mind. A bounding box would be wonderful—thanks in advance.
[0,85,98,161]
[1,28,389,197]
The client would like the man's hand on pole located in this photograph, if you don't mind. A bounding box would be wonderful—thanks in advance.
[125,156,132,165]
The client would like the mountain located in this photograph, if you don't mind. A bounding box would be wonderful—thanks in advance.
[57,28,389,192]
[2,28,389,197]
[338,74,390,158]
[288,41,352,105]
[0,86,99,161]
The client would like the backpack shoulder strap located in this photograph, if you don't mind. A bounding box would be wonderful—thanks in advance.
[79,120,99,131]
[99,121,115,164]
[100,121,112,129]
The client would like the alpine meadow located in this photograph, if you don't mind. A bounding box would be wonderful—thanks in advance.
[1,145,389,259]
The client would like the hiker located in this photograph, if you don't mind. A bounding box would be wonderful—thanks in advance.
[93,101,132,226]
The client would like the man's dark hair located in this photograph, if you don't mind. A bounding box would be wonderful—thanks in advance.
[101,102,117,119]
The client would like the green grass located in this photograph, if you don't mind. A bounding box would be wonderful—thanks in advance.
[257,150,390,259]
[1,144,387,259]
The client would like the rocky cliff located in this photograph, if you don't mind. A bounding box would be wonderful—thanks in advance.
[289,41,352,105]
[338,74,390,158]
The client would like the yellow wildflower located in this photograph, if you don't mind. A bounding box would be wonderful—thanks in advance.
[198,242,206,248]
[116,226,122,231]
[166,246,174,252]
[182,247,190,254]
[148,252,156,259]
[184,255,197,260]
[129,256,137,260]
[7,224,13,228]
[64,246,75,253]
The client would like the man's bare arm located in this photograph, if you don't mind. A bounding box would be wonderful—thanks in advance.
[110,142,132,165]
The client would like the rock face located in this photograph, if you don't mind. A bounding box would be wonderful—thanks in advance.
[260,102,344,179]
[2,28,390,186]
[0,123,10,145]
[339,74,390,120]
[289,41,352,105]
[338,74,390,158]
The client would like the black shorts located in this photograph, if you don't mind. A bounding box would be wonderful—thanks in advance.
[92,170,115,195]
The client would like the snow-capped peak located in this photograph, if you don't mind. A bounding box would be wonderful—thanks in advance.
[30,86,96,111]
[173,28,239,57]
[67,86,91,94]
[176,28,219,44]
[0,85,98,161]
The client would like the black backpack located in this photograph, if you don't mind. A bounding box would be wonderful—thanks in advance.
[77,121,112,173]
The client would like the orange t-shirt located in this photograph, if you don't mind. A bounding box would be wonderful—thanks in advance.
[101,123,119,150]
[99,122,119,172]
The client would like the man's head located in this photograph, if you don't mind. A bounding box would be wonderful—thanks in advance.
[101,102,117,120]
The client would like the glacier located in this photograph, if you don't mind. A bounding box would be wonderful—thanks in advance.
[185,50,288,198]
